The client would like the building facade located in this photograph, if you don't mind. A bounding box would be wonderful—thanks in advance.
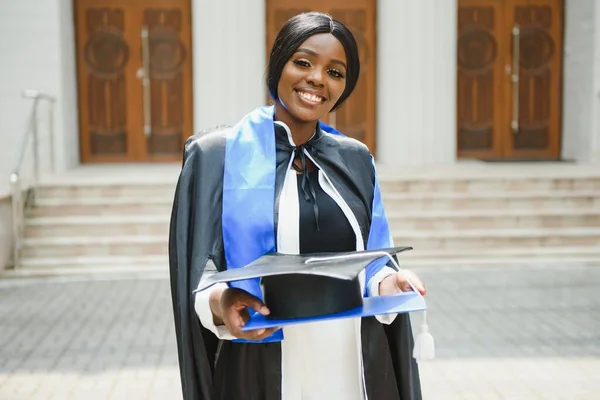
[1,0,599,189]
[0,0,599,270]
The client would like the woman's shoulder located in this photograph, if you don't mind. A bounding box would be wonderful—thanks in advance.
[185,125,231,156]
[320,129,373,159]
[181,126,232,171]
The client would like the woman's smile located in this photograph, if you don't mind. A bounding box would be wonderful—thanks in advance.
[295,89,327,106]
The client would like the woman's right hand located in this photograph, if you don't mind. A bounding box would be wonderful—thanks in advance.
[210,287,280,341]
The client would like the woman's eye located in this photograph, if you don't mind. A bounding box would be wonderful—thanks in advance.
[328,69,345,79]
[293,59,311,68]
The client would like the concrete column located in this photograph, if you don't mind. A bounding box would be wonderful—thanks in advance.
[562,0,598,163]
[376,0,457,166]
[192,0,267,132]
[592,0,600,162]
[56,0,80,171]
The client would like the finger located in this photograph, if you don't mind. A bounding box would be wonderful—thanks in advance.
[226,318,244,337]
[394,271,410,292]
[226,310,272,339]
[236,291,270,316]
[224,316,262,338]
[222,320,243,338]
[404,271,427,296]
[242,328,266,338]
[256,327,280,340]
[225,306,249,333]
[240,327,280,341]
[226,303,270,336]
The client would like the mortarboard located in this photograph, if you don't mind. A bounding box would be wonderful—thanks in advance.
[194,246,427,331]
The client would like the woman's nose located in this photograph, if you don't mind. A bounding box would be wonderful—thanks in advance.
[307,68,325,87]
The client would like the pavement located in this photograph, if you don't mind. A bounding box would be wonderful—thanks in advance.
[0,264,599,400]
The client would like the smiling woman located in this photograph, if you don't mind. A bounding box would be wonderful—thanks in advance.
[274,34,349,141]
[267,14,360,144]
[169,11,425,400]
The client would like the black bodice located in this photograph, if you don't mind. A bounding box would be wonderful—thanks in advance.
[297,170,356,254]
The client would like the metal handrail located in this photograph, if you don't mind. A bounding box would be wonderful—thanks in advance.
[9,90,56,268]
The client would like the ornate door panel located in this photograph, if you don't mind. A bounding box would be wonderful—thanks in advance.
[75,0,192,163]
[457,0,507,159]
[266,0,377,154]
[504,0,562,159]
[457,0,563,160]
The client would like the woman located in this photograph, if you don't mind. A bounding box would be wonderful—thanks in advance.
[170,12,426,400]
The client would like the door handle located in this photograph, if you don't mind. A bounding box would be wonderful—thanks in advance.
[140,26,152,137]
[511,25,520,134]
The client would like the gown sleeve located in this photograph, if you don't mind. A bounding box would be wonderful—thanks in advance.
[367,266,398,324]
[169,133,228,400]
[194,283,237,340]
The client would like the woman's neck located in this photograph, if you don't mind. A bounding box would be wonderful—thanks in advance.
[273,103,317,145]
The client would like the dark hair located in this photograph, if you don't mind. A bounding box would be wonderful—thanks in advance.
[267,12,360,111]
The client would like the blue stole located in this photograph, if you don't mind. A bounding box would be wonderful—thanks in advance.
[222,106,392,343]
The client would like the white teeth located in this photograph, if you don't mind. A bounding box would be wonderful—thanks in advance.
[298,91,323,103]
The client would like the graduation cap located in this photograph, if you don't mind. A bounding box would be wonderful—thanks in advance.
[194,246,427,331]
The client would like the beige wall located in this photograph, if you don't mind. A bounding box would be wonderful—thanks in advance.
[0,197,13,269]
[0,0,79,196]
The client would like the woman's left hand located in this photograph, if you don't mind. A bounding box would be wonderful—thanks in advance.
[379,270,427,296]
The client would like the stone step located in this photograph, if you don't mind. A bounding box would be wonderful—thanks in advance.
[20,228,600,259]
[391,228,600,250]
[382,191,600,210]
[27,197,173,217]
[398,245,600,260]
[387,208,600,229]
[400,255,600,268]
[35,183,176,199]
[18,255,167,270]
[36,175,600,201]
[22,236,168,258]
[16,246,600,272]
[378,176,600,193]
[24,207,600,237]
[27,190,600,218]
[24,216,170,237]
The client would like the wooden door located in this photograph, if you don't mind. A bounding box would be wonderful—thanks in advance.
[457,0,563,160]
[266,0,377,154]
[75,0,193,163]
[505,0,563,159]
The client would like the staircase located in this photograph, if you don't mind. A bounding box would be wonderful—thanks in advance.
[379,165,600,266]
[20,182,173,273]
[14,164,600,275]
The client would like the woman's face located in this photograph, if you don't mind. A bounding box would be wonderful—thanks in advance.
[276,33,348,123]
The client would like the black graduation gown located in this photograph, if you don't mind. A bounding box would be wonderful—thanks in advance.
[169,125,422,400]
